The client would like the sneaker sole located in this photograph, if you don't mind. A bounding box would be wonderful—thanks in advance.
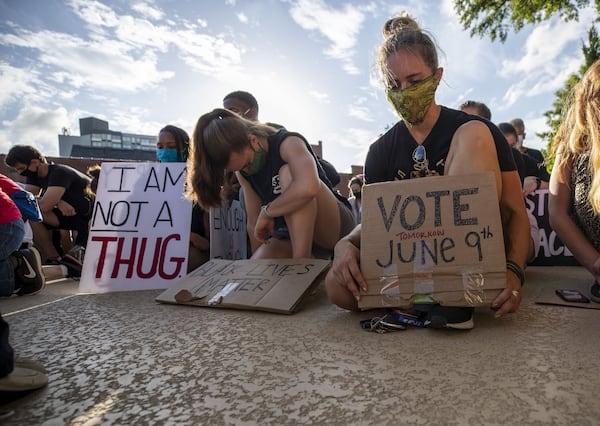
[0,367,48,392]
[17,248,46,296]
[428,315,474,330]
[14,358,47,374]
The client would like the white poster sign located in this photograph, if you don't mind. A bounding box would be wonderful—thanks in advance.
[209,199,248,260]
[79,162,192,293]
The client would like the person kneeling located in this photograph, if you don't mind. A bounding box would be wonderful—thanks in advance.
[188,109,355,259]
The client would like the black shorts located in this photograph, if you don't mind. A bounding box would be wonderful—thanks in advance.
[44,208,91,246]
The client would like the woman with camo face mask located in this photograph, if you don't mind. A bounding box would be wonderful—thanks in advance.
[325,12,531,328]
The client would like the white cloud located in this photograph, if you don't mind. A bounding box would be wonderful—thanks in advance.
[309,90,330,103]
[289,0,375,74]
[322,127,376,171]
[0,0,248,92]
[237,13,248,24]
[500,19,589,77]
[131,2,164,20]
[497,15,595,110]
[348,97,374,122]
[0,63,40,110]
[0,106,69,156]
[172,30,244,76]
[69,0,119,28]
[0,29,174,91]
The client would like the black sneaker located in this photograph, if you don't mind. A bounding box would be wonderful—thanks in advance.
[412,304,475,330]
[386,307,431,327]
[68,245,85,264]
[58,254,82,278]
[14,247,45,296]
[590,281,600,303]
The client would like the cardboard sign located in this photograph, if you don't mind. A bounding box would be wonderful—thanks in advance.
[209,199,248,260]
[359,172,506,309]
[526,189,578,266]
[80,162,192,293]
[155,258,330,314]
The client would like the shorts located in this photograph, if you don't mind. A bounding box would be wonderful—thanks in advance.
[44,208,91,246]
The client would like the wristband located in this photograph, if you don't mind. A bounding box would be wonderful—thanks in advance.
[261,203,274,219]
[506,260,525,287]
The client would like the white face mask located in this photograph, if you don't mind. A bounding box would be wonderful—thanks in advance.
[517,134,524,148]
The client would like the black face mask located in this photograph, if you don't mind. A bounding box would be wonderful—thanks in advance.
[352,191,361,200]
[20,163,38,178]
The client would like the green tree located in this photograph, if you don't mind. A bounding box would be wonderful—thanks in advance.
[453,0,600,42]
[538,27,600,168]
[453,0,600,169]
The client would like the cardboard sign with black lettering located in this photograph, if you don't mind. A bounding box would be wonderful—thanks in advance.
[155,258,330,314]
[210,199,248,260]
[359,172,506,309]
[80,162,192,293]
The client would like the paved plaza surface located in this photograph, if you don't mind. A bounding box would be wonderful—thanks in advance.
[1,266,599,425]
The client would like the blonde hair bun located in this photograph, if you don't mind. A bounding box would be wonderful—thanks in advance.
[382,12,421,39]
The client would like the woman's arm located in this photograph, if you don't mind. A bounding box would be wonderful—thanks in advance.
[497,170,531,307]
[257,136,321,218]
[325,223,367,310]
[236,172,264,251]
[447,121,529,317]
[549,155,600,279]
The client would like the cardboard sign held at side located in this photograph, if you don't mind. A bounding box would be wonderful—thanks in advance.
[359,172,506,310]
[156,258,330,314]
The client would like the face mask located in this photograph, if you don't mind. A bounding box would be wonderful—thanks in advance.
[352,191,361,200]
[517,134,524,148]
[157,149,180,163]
[386,73,438,126]
[242,146,267,176]
[20,163,38,178]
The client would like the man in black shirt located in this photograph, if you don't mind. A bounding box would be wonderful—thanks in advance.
[5,145,92,264]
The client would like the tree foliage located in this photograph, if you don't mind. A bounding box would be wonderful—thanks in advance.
[453,0,599,42]
[538,26,600,168]
[454,0,600,171]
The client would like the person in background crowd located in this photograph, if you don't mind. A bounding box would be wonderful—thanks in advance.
[223,91,260,122]
[0,179,46,395]
[325,13,530,328]
[0,173,45,297]
[459,101,527,181]
[188,108,355,259]
[347,174,364,224]
[5,146,91,274]
[86,164,101,195]
[548,59,600,302]
[510,118,549,172]
[500,122,550,196]
[460,103,539,263]
[156,125,210,273]
[223,90,342,189]
[459,100,491,121]
[510,118,551,192]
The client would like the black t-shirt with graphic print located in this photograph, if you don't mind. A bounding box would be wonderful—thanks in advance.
[365,106,516,184]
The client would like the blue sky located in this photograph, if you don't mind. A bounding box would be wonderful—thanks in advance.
[0,0,596,173]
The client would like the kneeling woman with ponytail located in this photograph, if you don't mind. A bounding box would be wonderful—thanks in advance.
[188,108,355,259]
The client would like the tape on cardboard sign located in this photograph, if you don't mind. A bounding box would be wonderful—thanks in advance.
[208,282,239,305]
[462,269,485,304]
